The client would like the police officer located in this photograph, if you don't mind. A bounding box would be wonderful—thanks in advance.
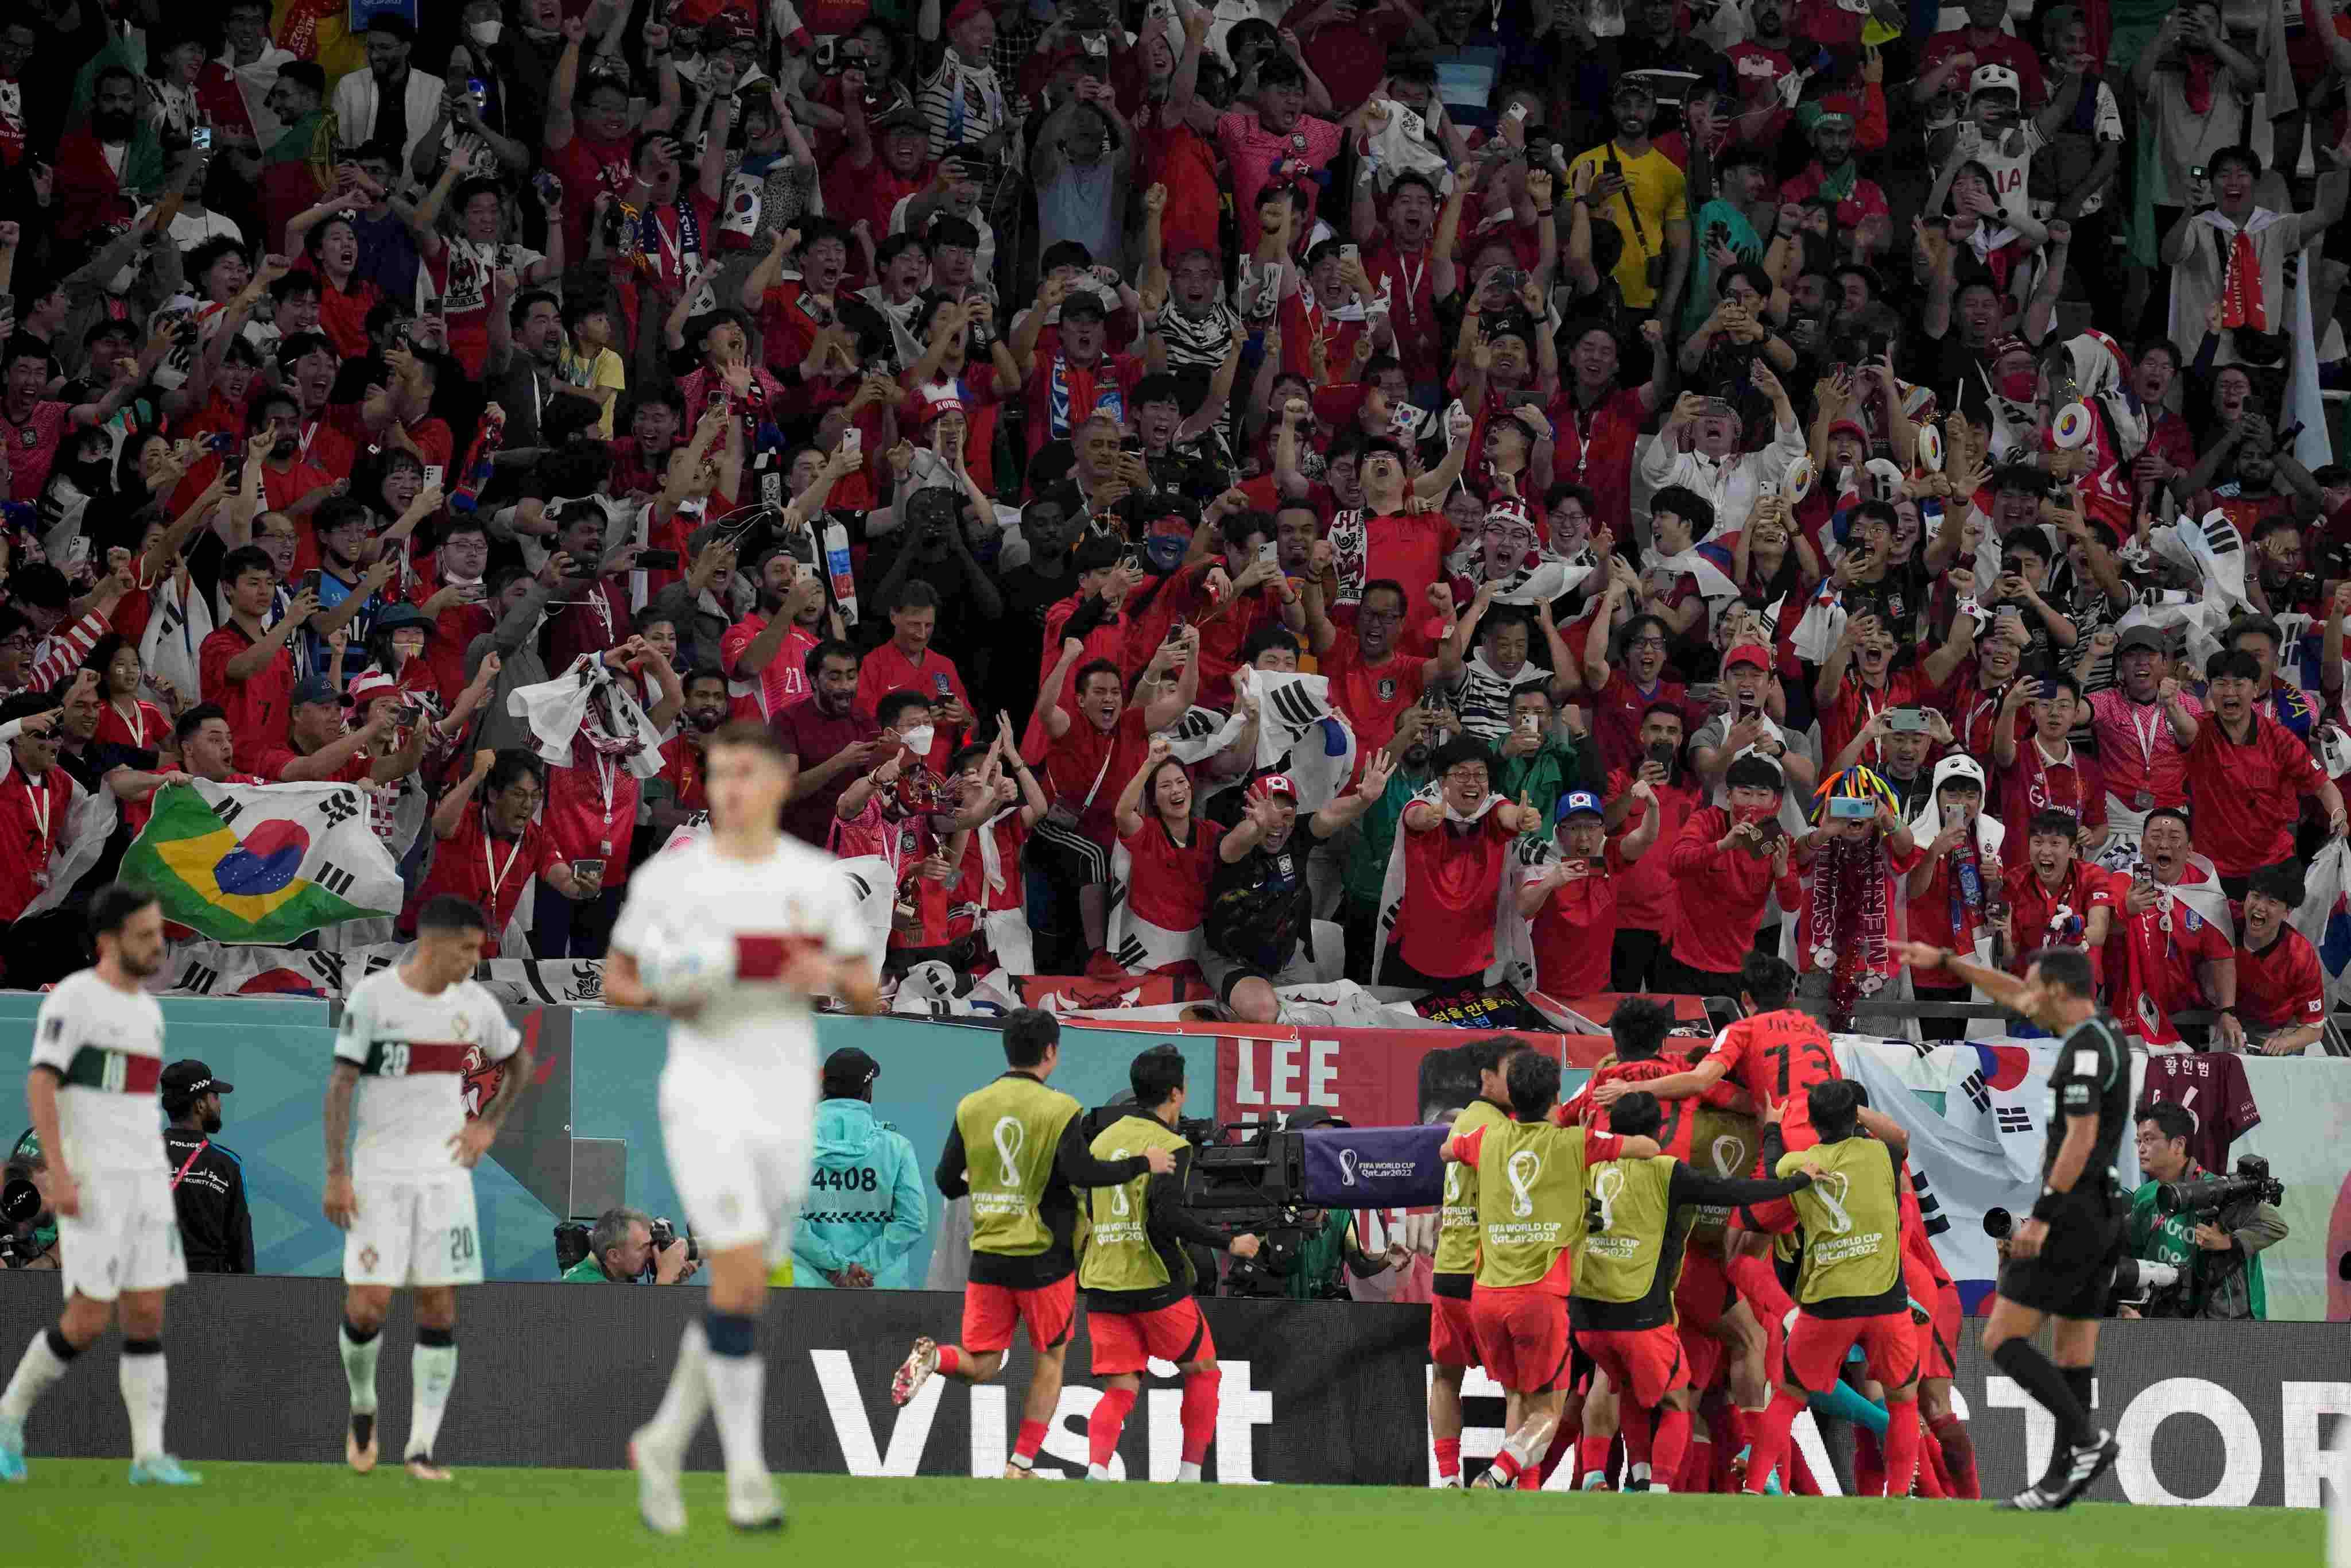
[160,1061,253,1275]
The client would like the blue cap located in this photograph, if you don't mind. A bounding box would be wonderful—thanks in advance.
[1555,789,1604,823]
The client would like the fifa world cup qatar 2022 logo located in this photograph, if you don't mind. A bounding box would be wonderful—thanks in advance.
[1506,1149,1543,1217]
[992,1116,1025,1184]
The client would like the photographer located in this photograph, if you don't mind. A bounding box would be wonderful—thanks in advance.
[1279,1110,1410,1301]
[2125,1104,2286,1321]
[560,1207,699,1284]
[0,1132,59,1272]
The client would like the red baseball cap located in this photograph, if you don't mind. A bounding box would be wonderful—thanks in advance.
[1246,773,1297,802]
[1723,644,1772,672]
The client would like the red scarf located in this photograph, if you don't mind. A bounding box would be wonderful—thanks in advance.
[2182,52,2220,115]
[2220,223,2269,332]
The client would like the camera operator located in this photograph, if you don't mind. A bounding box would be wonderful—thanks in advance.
[1279,1109,1411,1301]
[0,1132,59,1272]
[560,1207,699,1284]
[2125,1104,2286,1321]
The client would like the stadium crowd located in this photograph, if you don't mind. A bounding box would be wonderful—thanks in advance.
[0,0,2348,1051]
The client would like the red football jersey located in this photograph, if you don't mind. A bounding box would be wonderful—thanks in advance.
[1703,1009,1839,1139]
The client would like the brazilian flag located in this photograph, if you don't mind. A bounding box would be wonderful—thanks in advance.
[120,783,396,945]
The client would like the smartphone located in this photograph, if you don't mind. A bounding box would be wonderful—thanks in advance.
[1646,739,1675,769]
[1518,713,1540,737]
[637,549,681,570]
[202,431,240,456]
[2190,165,2207,182]
[190,126,212,152]
[1339,243,1361,266]
[467,76,490,108]
[1257,540,1280,570]
[1122,547,1143,572]
[571,857,606,882]
[1941,803,1964,829]
[300,568,323,599]
[1884,708,1930,734]
[840,427,862,460]
[1827,796,1877,821]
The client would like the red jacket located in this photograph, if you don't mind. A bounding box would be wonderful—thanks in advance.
[53,130,134,243]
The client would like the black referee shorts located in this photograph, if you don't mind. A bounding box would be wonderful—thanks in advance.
[1996,1190,2127,1321]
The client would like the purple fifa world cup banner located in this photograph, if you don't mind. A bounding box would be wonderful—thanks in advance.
[1299,1124,1448,1209]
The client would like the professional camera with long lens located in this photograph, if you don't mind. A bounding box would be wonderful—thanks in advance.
[647,1216,699,1265]
[2155,1155,2285,1217]
[1082,1106,1311,1296]
[0,1175,49,1267]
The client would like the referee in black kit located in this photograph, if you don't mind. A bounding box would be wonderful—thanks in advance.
[1897,941,2130,1511]
[160,1061,254,1275]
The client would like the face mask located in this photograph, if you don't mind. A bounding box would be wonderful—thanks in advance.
[1997,370,2036,402]
[470,20,502,44]
[898,724,936,754]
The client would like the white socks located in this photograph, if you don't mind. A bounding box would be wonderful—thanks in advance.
[644,1322,712,1454]
[407,1337,458,1461]
[1087,1463,1113,1481]
[1176,1461,1203,1482]
[117,1345,168,1461]
[0,1330,73,1426]
[704,1350,768,1485]
[339,1323,382,1416]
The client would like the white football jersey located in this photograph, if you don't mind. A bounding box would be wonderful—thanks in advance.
[335,966,521,1179]
[610,834,875,1099]
[30,970,168,1175]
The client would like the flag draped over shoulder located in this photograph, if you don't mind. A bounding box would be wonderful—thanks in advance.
[120,781,402,944]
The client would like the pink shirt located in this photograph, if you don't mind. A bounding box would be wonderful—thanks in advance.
[1215,110,1345,235]
[2085,687,2202,811]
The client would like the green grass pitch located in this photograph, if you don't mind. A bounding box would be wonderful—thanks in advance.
[14,1463,2326,1568]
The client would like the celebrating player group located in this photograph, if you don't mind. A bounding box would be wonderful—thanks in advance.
[0,748,2129,1521]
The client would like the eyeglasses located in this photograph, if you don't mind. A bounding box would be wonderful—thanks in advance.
[1443,767,1488,785]
[1626,635,1667,650]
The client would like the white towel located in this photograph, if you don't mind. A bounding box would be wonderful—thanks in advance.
[505,655,667,780]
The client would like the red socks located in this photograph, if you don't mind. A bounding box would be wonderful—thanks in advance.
[1681,1435,1714,1493]
[1930,1413,1981,1499]
[1743,1389,1804,1493]
[1914,1424,1949,1499]
[1087,1387,1136,1470]
[1787,1439,1823,1497]
[1014,1419,1047,1464]
[1487,1451,1524,1488]
[1651,1408,1691,1490]
[1578,1433,1612,1487]
[1854,1425,1885,1499]
[1619,1399,1655,1472]
[1883,1401,1920,1499]
[936,1344,965,1377]
[1180,1368,1219,1466]
[1434,1437,1462,1483]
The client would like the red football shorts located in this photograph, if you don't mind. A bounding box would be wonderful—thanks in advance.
[1785,1309,1919,1394]
[960,1276,1076,1357]
[1090,1298,1213,1376]
[1469,1284,1573,1394]
[1675,1246,1733,1331]
[1430,1292,1481,1368]
[1919,1282,1963,1381]
[1579,1324,1690,1408]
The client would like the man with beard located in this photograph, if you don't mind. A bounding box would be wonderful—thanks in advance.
[2108,807,2237,1050]
[1565,80,1690,326]
[1210,768,1388,1023]
[0,886,206,1487]
[331,16,444,174]
[778,641,882,847]
[53,67,148,245]
[720,549,831,723]
[1997,809,2118,992]
[159,1062,252,1276]
[2172,650,2345,896]
[647,670,729,849]
[1778,107,1890,242]
[2085,626,2200,850]
[2233,862,2325,1055]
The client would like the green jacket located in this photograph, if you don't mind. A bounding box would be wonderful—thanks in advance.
[1342,763,1431,908]
[561,1254,622,1282]
[1496,737,1605,831]
[2126,1168,2280,1321]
